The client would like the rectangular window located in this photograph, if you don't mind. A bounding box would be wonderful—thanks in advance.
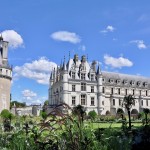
[141,100,143,106]
[81,95,86,105]
[146,90,148,96]
[111,88,113,94]
[91,86,94,93]
[72,72,75,79]
[91,74,94,81]
[113,99,115,105]
[81,73,86,80]
[72,97,76,105]
[72,85,76,92]
[133,89,135,95]
[125,89,128,95]
[146,100,148,106]
[118,88,120,95]
[81,83,86,91]
[91,97,95,106]
[102,87,105,93]
[119,99,122,106]
[102,101,104,105]
[139,90,141,96]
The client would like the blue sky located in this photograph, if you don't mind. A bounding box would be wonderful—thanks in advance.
[1,0,150,105]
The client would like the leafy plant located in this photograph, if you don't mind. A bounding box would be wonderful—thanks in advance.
[88,110,97,121]
[122,95,135,130]
[143,108,150,125]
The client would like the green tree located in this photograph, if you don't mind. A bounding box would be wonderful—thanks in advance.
[143,108,150,125]
[44,100,49,106]
[1,109,11,119]
[73,105,86,122]
[88,110,97,121]
[41,111,47,121]
[122,95,135,130]
[1,109,14,131]
[10,101,26,108]
[117,108,124,120]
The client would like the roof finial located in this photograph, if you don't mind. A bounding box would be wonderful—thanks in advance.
[97,62,101,75]
[63,55,67,70]
[60,59,62,68]
[87,54,88,62]
[69,51,70,60]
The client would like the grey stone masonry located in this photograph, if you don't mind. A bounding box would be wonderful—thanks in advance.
[0,36,12,112]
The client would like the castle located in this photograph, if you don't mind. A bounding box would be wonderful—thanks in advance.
[0,36,12,112]
[48,54,150,115]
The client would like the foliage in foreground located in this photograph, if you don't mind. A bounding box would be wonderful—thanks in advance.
[0,104,150,150]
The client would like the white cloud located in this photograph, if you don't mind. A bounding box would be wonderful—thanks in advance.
[101,25,115,33]
[130,40,147,49]
[22,89,37,97]
[1,30,23,48]
[21,90,46,105]
[13,57,57,85]
[106,26,115,32]
[51,31,81,44]
[104,54,133,68]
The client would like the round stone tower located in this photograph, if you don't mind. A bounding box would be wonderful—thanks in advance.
[0,35,12,112]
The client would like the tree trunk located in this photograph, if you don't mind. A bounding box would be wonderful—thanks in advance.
[128,110,131,130]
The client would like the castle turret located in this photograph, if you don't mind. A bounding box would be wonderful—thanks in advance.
[62,57,68,104]
[50,72,54,86]
[73,54,78,64]
[0,35,12,112]
[96,63,103,114]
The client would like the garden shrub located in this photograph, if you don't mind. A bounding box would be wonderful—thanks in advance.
[88,110,97,121]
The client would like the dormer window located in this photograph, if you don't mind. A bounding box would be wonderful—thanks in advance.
[81,73,86,80]
[72,72,75,79]
[109,79,114,83]
[130,80,135,85]
[91,74,94,81]
[81,65,86,71]
[123,80,128,85]
[116,79,121,84]
[137,81,141,86]
[143,82,148,87]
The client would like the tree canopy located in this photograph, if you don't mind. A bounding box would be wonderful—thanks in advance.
[10,101,26,108]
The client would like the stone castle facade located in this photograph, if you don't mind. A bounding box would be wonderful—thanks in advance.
[48,54,150,115]
[0,36,12,112]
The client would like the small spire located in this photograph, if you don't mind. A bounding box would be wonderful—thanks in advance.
[97,63,101,75]
[62,56,67,70]
[57,65,59,73]
[50,72,53,80]
[87,54,88,61]
[60,59,62,69]
[69,51,70,59]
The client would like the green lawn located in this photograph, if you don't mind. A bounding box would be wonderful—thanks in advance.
[87,122,142,129]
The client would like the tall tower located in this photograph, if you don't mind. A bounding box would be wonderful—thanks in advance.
[96,63,103,114]
[62,57,68,104]
[49,72,54,105]
[0,35,12,112]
